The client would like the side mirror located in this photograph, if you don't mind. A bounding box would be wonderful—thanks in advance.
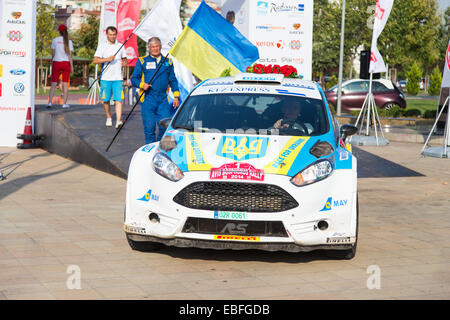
[159,117,172,129]
[340,124,357,142]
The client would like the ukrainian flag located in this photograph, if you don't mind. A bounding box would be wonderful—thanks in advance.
[169,1,259,80]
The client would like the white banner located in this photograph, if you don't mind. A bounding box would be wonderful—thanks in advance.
[0,0,36,147]
[98,0,117,45]
[222,0,313,80]
[135,0,195,101]
[369,0,394,74]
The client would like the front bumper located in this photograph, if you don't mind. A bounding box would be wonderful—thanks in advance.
[126,233,353,253]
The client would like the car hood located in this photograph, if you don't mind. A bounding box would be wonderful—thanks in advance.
[162,130,336,177]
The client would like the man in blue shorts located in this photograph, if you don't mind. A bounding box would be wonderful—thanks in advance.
[94,26,128,129]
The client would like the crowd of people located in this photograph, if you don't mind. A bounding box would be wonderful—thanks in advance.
[47,24,180,144]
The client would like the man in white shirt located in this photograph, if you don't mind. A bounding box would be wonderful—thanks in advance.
[94,26,128,129]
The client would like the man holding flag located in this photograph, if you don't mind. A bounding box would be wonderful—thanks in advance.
[131,37,180,144]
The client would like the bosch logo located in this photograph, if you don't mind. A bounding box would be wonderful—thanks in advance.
[289,40,301,50]
[7,31,23,42]
[14,83,25,94]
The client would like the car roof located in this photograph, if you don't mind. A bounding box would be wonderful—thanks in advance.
[192,74,323,100]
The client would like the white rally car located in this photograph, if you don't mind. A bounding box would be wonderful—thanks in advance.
[125,74,359,259]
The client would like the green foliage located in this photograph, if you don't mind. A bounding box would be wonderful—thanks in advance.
[312,1,341,75]
[406,62,422,95]
[403,109,422,117]
[311,0,444,80]
[428,66,442,96]
[72,15,99,59]
[378,105,405,118]
[36,0,58,59]
[326,75,338,90]
[423,109,437,119]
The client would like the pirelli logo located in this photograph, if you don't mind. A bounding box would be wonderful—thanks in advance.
[214,235,260,241]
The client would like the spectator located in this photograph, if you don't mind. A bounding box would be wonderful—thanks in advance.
[47,24,73,109]
[93,26,128,129]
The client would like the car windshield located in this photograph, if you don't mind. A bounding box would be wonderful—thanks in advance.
[172,93,329,136]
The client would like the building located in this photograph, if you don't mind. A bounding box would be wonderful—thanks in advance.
[55,6,100,30]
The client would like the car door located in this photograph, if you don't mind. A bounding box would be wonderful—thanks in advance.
[341,81,369,110]
[372,81,393,108]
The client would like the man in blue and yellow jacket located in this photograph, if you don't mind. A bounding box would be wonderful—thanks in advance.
[131,37,180,144]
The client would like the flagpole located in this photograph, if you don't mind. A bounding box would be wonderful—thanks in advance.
[105,52,171,152]
[336,0,346,116]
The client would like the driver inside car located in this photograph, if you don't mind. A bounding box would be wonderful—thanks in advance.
[271,100,309,134]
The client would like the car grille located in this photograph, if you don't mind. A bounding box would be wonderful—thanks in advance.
[173,182,298,212]
[182,217,289,237]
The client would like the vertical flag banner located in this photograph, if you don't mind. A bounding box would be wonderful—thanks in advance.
[0,0,36,147]
[439,41,450,142]
[116,0,142,66]
[169,1,260,81]
[134,0,195,101]
[369,0,394,73]
[99,0,117,45]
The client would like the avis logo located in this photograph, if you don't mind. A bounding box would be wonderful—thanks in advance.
[320,197,348,212]
[137,189,159,202]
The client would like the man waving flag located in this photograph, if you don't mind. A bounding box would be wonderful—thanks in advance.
[369,0,394,74]
[169,1,260,80]
[134,0,195,102]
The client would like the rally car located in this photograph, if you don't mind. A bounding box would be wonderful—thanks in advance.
[124,73,359,259]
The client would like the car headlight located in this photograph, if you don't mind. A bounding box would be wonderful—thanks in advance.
[152,152,184,182]
[290,159,333,187]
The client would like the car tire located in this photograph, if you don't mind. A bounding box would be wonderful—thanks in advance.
[126,234,163,252]
[325,194,359,260]
[383,103,399,110]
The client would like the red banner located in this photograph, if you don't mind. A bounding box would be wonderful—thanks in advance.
[116,0,142,67]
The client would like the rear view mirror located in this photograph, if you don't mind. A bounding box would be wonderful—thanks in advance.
[340,124,357,141]
[159,117,172,129]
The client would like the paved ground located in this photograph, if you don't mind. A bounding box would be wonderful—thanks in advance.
[0,142,449,300]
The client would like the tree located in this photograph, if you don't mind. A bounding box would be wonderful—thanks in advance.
[36,0,58,59]
[406,62,422,95]
[72,15,99,60]
[382,0,441,83]
[312,0,341,85]
[428,66,442,96]
[36,0,58,92]
[343,0,374,79]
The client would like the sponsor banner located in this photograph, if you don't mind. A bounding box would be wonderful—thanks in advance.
[369,0,394,73]
[98,0,117,45]
[0,0,36,147]
[116,0,141,66]
[439,40,450,145]
[222,0,313,80]
[210,162,265,181]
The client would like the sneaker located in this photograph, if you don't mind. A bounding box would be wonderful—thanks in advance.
[106,118,112,127]
[47,102,52,108]
[115,121,123,129]
[62,104,70,109]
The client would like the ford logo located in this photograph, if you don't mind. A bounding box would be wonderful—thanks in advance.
[10,69,26,75]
